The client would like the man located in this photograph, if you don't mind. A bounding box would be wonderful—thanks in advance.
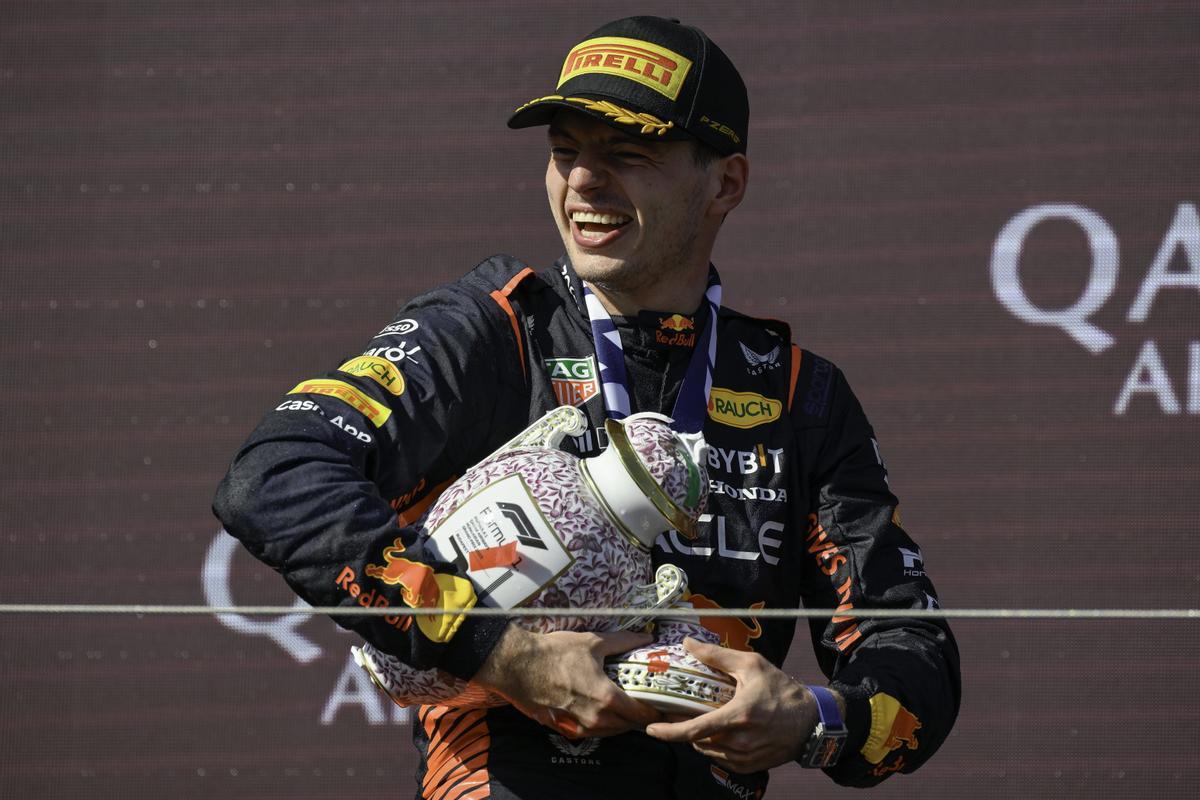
[214,15,960,799]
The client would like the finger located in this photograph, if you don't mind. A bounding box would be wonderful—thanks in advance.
[694,746,757,775]
[604,688,664,726]
[551,711,584,739]
[695,731,755,755]
[644,704,739,742]
[692,741,747,764]
[682,637,748,674]
[570,679,662,730]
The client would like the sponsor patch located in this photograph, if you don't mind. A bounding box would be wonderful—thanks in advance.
[707,388,782,429]
[364,538,476,643]
[545,356,601,407]
[363,340,421,365]
[338,355,406,396]
[659,313,694,332]
[558,36,692,101]
[688,593,763,651]
[288,379,392,427]
[709,766,763,800]
[899,546,925,577]
[705,443,785,476]
[334,565,412,632]
[708,479,787,503]
[807,513,862,652]
[861,693,922,765]
[739,341,782,375]
[549,733,601,765]
[375,318,418,338]
[656,313,696,347]
[870,755,906,778]
[804,355,834,417]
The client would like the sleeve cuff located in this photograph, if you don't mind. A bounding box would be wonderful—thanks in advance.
[827,680,872,765]
[437,614,511,681]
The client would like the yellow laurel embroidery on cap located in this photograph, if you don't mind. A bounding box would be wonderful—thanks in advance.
[563,97,674,136]
[513,95,674,136]
[513,94,565,114]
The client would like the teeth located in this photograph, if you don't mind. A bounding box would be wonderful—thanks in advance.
[571,210,630,226]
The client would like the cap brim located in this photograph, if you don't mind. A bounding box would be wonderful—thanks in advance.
[507,94,692,143]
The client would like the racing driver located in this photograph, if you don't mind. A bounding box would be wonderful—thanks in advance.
[215,15,961,799]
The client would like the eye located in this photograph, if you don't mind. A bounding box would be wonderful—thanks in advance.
[550,145,577,160]
[614,150,650,162]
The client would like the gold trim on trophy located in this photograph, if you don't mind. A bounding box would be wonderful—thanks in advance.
[603,419,698,539]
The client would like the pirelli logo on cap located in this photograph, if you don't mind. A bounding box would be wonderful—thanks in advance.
[289,379,392,427]
[558,36,692,101]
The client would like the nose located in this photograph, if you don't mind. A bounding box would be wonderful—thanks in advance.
[567,151,608,194]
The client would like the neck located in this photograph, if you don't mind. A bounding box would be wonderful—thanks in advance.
[584,267,709,316]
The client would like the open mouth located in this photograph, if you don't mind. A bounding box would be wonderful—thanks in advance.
[570,210,633,244]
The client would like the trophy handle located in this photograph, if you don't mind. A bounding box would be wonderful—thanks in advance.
[493,405,588,455]
[616,563,690,632]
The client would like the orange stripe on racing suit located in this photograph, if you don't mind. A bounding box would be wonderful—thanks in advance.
[488,267,535,382]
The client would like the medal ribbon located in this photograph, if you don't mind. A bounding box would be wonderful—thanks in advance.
[582,267,721,433]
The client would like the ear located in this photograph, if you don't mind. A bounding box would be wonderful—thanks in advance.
[707,153,749,218]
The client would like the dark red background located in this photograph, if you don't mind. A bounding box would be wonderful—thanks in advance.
[2,2,1198,797]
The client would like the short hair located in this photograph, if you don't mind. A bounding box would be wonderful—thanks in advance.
[691,140,721,169]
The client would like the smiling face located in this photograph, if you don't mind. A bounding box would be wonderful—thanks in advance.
[545,110,724,313]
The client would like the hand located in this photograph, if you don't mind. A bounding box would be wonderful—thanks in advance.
[644,637,836,774]
[472,625,662,737]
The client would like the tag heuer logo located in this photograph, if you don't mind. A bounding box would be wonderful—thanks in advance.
[545,356,600,407]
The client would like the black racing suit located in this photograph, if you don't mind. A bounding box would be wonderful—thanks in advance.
[214,256,961,799]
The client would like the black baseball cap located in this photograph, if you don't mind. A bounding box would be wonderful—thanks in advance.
[507,16,748,156]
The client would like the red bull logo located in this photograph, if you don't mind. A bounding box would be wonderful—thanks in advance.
[334,565,410,631]
[364,537,441,609]
[884,707,922,753]
[688,594,763,652]
[656,314,696,347]
[870,755,905,778]
[660,313,695,332]
[861,693,923,764]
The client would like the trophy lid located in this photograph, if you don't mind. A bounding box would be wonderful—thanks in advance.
[580,414,708,549]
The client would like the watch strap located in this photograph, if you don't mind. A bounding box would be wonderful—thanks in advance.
[801,685,847,769]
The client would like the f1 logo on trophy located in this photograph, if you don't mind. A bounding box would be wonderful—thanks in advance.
[352,406,737,715]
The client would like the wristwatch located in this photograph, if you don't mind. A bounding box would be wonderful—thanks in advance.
[800,685,847,768]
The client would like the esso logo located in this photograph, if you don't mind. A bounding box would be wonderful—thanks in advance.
[376,319,419,338]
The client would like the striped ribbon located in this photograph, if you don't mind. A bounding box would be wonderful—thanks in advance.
[582,267,722,433]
